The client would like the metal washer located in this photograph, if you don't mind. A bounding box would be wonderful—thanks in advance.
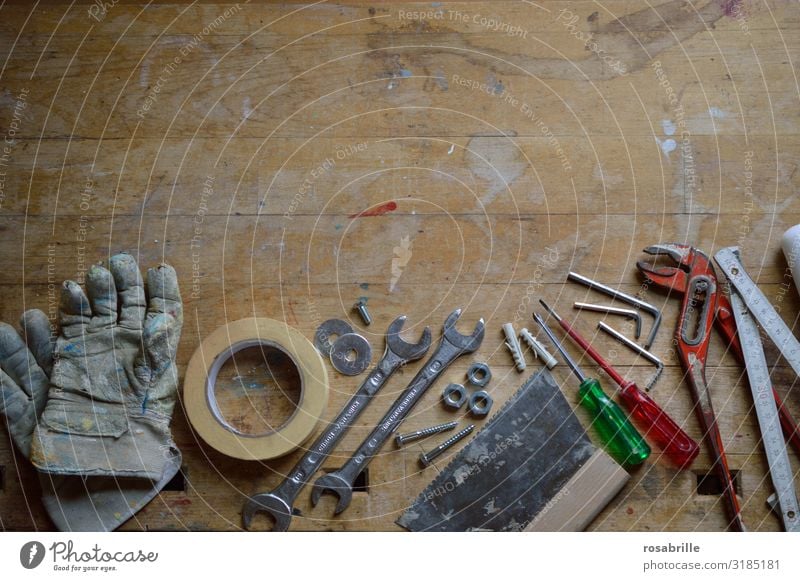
[330,333,372,376]
[314,318,354,355]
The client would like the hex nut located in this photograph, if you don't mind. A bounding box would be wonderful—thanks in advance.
[466,362,492,387]
[442,383,468,410]
[469,390,493,417]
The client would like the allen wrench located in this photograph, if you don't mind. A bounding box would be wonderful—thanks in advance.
[573,302,642,339]
[597,322,663,391]
[568,271,662,349]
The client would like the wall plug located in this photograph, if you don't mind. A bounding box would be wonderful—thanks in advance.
[502,323,526,372]
[519,327,558,369]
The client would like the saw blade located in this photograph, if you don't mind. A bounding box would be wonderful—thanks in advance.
[397,369,605,532]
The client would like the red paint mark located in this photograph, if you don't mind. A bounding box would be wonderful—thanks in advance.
[626,507,634,515]
[349,201,397,218]
[171,498,192,506]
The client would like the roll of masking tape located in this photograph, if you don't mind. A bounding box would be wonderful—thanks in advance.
[184,318,328,461]
[782,224,800,298]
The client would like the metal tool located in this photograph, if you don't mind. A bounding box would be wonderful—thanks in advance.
[466,362,491,387]
[715,247,800,531]
[519,327,558,369]
[727,282,800,531]
[396,421,458,447]
[353,299,372,326]
[314,318,354,355]
[502,322,526,371]
[397,369,630,532]
[568,271,662,348]
[574,302,642,339]
[716,247,800,379]
[541,302,698,468]
[310,309,484,515]
[534,309,650,467]
[419,424,475,467]
[598,322,664,391]
[676,249,800,454]
[442,383,468,409]
[637,243,745,531]
[468,390,493,417]
[241,316,431,531]
[330,333,372,376]
[714,249,800,453]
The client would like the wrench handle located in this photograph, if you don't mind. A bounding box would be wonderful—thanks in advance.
[333,341,464,484]
[683,355,746,531]
[274,355,401,502]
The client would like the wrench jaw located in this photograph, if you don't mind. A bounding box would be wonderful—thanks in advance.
[638,243,698,293]
[442,309,485,353]
[642,243,692,263]
[310,473,353,515]
[386,316,432,362]
[639,244,717,295]
[637,260,689,293]
[242,493,293,532]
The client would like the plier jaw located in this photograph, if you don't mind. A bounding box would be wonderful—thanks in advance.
[636,243,712,293]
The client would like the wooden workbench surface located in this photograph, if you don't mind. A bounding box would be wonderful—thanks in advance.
[1,0,799,532]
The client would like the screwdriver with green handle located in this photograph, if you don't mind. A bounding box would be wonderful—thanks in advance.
[541,301,699,468]
[533,309,651,467]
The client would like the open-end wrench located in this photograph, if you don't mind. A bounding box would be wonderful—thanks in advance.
[310,308,485,515]
[241,316,431,531]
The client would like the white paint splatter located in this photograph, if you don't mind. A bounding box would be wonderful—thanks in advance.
[447,144,455,155]
[242,96,252,120]
[708,107,728,119]
[655,137,677,157]
[661,119,676,136]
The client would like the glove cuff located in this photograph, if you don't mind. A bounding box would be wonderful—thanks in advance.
[31,399,175,480]
[40,447,182,531]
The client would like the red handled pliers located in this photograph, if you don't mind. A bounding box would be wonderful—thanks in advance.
[637,243,745,532]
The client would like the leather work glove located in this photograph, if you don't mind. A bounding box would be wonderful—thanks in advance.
[0,253,183,531]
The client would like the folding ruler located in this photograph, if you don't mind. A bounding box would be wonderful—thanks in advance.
[715,247,800,532]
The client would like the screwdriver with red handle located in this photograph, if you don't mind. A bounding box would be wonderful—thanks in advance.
[539,300,700,468]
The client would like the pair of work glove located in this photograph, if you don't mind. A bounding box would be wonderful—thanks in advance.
[0,254,183,531]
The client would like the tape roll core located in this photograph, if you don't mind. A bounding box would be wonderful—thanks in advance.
[184,318,329,460]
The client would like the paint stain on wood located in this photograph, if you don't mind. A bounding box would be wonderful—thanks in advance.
[349,201,397,218]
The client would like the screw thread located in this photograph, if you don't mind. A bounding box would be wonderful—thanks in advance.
[420,424,475,466]
[396,421,458,446]
[354,301,372,326]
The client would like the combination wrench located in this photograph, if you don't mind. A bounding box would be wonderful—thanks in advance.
[241,315,432,531]
[310,308,485,515]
